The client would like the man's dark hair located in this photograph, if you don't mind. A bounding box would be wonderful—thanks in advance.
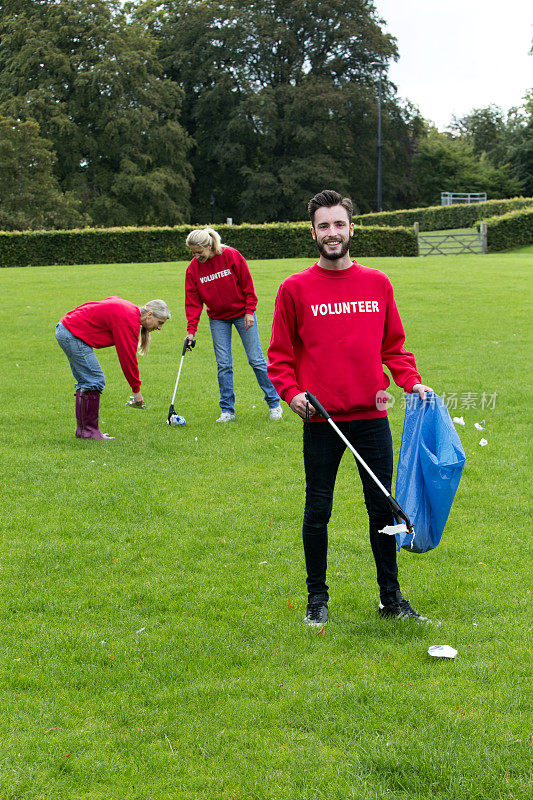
[308,189,353,225]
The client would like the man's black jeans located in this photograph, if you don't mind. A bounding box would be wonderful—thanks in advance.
[302,416,400,605]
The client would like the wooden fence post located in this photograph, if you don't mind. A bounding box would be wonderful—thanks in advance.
[479,222,487,254]
[413,222,420,256]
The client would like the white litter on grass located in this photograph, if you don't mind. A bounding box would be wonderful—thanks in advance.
[479,438,488,447]
[258,560,267,565]
[474,420,486,431]
[453,416,465,426]
[428,645,458,659]
[136,627,146,634]
[194,437,198,441]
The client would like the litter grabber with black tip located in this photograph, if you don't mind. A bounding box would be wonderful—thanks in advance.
[305,391,415,541]
[167,336,196,425]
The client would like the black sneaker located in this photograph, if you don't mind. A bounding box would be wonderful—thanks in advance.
[304,594,329,626]
[378,591,430,623]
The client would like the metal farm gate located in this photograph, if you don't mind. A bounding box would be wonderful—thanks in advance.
[416,223,488,256]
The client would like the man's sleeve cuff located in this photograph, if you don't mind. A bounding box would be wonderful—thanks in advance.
[404,376,421,394]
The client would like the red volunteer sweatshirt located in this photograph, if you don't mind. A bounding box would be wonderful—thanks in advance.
[61,296,142,392]
[267,262,421,421]
[185,247,258,334]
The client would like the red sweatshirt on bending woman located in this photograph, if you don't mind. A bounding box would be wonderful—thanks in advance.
[56,297,170,440]
[62,296,144,392]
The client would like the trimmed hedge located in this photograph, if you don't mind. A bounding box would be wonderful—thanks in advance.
[482,207,533,252]
[0,222,417,268]
[353,197,533,231]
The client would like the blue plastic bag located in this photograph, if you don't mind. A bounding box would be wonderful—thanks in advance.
[395,392,466,553]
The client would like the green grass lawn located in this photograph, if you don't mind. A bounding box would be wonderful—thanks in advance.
[0,248,531,799]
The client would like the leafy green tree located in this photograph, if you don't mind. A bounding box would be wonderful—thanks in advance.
[451,105,509,166]
[137,0,412,221]
[505,93,533,195]
[450,96,533,197]
[0,0,192,226]
[412,129,523,206]
[0,116,88,230]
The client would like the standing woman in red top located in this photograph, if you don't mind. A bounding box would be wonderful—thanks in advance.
[55,297,171,439]
[184,227,282,422]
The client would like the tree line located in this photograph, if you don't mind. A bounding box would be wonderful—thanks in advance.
[0,0,530,230]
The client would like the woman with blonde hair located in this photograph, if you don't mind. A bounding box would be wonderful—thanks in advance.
[184,227,282,422]
[55,297,170,439]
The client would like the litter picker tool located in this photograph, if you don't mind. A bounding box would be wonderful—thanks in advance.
[305,391,414,539]
[167,336,195,425]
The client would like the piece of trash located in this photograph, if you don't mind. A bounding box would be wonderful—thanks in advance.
[379,523,409,536]
[428,645,458,659]
[474,420,485,431]
[252,405,256,408]
[479,438,488,447]
[194,436,198,441]
[136,627,146,634]
[125,396,147,409]
[288,598,295,610]
[258,561,267,565]
[90,460,95,463]
[453,416,465,426]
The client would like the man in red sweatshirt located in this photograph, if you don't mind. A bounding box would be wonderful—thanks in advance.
[267,189,432,625]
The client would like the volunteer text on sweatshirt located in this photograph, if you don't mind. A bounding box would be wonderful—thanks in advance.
[61,297,142,392]
[185,247,258,334]
[267,262,421,421]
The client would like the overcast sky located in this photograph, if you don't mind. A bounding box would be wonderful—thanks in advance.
[373,0,532,129]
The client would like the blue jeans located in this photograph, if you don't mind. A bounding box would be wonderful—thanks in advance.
[302,417,400,605]
[55,322,106,392]
[208,313,280,414]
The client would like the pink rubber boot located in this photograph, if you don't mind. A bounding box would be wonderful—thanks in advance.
[80,391,115,440]
[75,389,84,438]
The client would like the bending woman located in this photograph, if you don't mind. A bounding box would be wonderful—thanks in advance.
[185,227,281,422]
[55,296,170,439]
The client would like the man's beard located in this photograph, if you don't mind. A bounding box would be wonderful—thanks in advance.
[314,235,351,261]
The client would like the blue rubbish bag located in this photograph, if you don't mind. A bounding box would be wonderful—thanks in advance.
[395,392,466,553]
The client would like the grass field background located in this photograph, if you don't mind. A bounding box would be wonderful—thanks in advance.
[0,248,531,799]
